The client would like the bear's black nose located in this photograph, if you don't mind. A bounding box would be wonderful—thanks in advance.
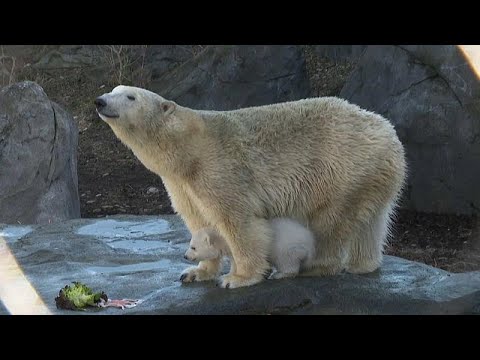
[184,254,188,260]
[94,97,107,109]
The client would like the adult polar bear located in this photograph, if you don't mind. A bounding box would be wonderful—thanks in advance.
[95,85,406,289]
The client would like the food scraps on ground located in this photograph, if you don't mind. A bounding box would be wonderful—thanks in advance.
[55,282,141,311]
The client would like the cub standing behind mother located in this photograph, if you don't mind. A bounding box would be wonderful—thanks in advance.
[184,218,316,282]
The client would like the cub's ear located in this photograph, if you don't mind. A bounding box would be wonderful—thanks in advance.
[161,100,176,116]
[204,233,212,246]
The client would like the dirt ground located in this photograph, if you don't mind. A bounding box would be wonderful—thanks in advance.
[3,45,480,273]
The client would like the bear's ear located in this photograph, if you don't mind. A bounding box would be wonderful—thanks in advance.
[161,100,176,116]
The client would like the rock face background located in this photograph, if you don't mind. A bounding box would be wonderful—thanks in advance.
[340,45,480,215]
[149,45,310,110]
[0,81,80,224]
[29,45,311,111]
[2,45,480,220]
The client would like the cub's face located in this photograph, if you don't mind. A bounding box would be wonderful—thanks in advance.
[184,229,219,262]
[94,85,176,129]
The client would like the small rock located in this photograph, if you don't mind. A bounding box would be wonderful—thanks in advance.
[95,194,102,197]
[86,200,95,204]
[102,173,110,177]
[92,208,101,213]
[147,187,160,194]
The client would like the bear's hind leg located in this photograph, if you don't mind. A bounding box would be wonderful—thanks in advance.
[305,217,349,276]
[346,204,393,274]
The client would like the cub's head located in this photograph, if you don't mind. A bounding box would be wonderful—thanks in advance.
[184,228,220,262]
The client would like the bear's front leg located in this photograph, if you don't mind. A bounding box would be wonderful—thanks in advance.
[162,178,220,283]
[216,217,273,289]
[180,257,221,283]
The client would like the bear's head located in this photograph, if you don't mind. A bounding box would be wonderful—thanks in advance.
[95,85,176,130]
[184,228,221,262]
[94,85,206,177]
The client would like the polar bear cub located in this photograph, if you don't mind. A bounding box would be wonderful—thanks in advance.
[184,218,316,280]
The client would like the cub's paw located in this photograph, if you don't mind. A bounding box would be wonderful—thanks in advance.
[269,271,297,280]
[216,273,263,289]
[180,266,216,283]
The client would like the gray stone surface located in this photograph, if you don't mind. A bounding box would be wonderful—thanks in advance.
[148,45,310,110]
[1,215,479,315]
[340,45,480,215]
[0,81,80,224]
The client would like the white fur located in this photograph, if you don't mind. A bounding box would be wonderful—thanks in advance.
[184,218,316,281]
[269,218,316,279]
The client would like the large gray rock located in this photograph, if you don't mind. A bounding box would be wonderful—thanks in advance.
[1,215,479,315]
[0,81,80,224]
[145,45,198,81]
[148,45,310,110]
[340,45,480,215]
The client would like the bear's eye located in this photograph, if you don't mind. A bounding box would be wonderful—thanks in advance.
[190,246,196,251]
[127,95,135,101]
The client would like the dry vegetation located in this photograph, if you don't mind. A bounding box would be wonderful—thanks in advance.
[0,46,16,86]
[97,45,151,87]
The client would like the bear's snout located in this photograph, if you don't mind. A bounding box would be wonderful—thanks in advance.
[95,95,120,119]
[184,252,195,261]
[94,96,107,110]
